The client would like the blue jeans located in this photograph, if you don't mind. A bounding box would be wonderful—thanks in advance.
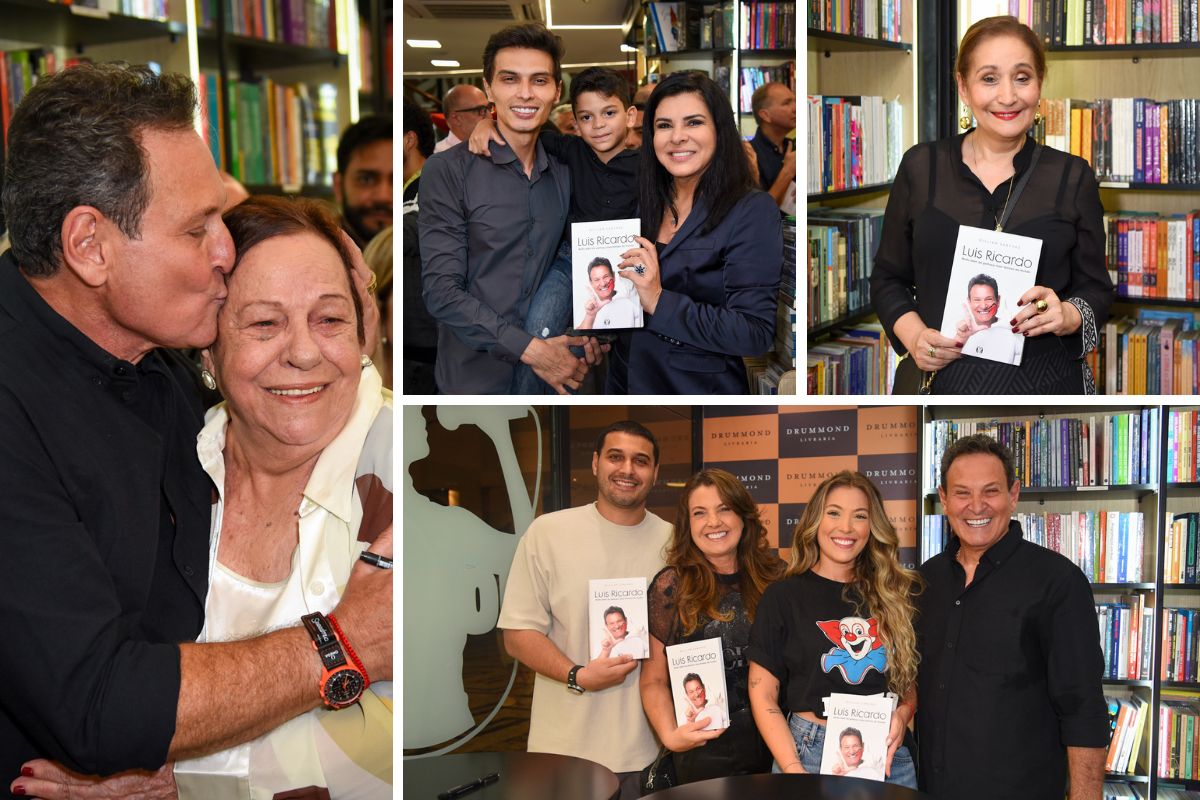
[771,714,917,789]
[510,242,574,394]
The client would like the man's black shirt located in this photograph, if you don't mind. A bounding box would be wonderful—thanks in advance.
[0,251,211,788]
[750,127,791,192]
[916,521,1109,800]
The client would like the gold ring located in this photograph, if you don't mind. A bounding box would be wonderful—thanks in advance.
[927,346,937,358]
[1034,299,1048,313]
[366,273,378,293]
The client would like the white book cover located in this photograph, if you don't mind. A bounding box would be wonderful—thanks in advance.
[588,577,649,660]
[665,638,730,731]
[570,219,645,332]
[939,225,1042,366]
[820,692,897,782]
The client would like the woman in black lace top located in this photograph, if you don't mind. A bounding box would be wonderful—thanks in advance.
[870,16,1114,394]
[639,468,785,784]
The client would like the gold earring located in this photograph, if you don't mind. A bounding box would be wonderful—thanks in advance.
[959,114,971,130]
[1033,112,1044,125]
[200,369,217,391]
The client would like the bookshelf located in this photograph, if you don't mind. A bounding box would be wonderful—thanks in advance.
[955,1,1200,396]
[0,0,372,202]
[805,0,917,394]
[917,404,1200,798]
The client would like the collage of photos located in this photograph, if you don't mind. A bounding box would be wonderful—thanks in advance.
[397,0,1200,799]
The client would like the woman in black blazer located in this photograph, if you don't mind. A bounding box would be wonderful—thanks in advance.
[610,71,782,395]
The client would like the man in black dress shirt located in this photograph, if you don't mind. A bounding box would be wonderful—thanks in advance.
[421,23,594,394]
[0,63,391,797]
[748,82,796,209]
[917,434,1108,800]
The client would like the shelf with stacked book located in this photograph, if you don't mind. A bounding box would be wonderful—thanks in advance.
[0,0,184,47]
[805,1,914,396]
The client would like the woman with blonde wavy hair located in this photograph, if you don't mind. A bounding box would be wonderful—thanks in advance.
[639,468,786,786]
[747,471,921,787]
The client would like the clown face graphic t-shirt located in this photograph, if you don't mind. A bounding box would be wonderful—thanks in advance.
[747,571,890,717]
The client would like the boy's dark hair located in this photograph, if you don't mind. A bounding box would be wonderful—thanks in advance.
[337,114,392,174]
[482,23,564,85]
[683,672,703,688]
[594,420,660,465]
[403,99,435,158]
[569,67,631,109]
[2,62,196,277]
[638,71,757,239]
[939,433,1017,490]
[967,273,999,297]
[603,606,626,620]
[588,256,614,275]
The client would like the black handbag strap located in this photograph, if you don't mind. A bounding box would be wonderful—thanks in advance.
[996,143,1042,231]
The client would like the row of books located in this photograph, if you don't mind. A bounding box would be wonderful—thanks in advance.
[197,0,337,49]
[1100,782,1149,799]
[1161,690,1200,779]
[1104,211,1200,301]
[979,0,1200,45]
[807,324,899,394]
[1031,97,1200,186]
[737,64,797,114]
[740,2,797,49]
[1163,610,1200,683]
[777,218,798,368]
[1097,596,1153,681]
[0,49,74,141]
[199,73,338,187]
[1018,511,1146,583]
[921,514,948,559]
[1103,313,1200,396]
[923,410,1161,492]
[70,0,168,19]
[1164,513,1200,583]
[806,94,903,194]
[1106,695,1151,775]
[1168,410,1200,483]
[806,0,903,42]
[807,205,883,326]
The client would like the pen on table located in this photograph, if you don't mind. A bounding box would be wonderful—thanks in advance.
[438,772,499,800]
[358,551,393,569]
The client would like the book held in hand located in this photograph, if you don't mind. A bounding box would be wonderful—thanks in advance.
[665,637,730,731]
[939,225,1042,366]
[571,219,645,333]
[820,692,897,782]
[588,578,649,660]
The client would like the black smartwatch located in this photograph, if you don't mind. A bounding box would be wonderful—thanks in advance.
[301,612,367,709]
[566,664,586,695]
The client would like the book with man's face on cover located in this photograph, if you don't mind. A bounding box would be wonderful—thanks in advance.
[938,225,1042,366]
[819,692,897,782]
[588,577,649,660]
[570,219,645,333]
[665,637,730,731]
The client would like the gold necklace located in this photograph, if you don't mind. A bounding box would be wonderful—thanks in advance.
[969,133,1016,232]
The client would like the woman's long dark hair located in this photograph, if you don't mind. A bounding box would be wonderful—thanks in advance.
[637,71,758,239]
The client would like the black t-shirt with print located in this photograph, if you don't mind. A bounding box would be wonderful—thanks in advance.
[747,571,890,718]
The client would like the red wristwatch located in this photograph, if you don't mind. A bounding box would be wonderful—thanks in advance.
[301,612,367,709]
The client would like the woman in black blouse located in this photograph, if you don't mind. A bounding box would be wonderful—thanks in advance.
[870,16,1114,394]
[640,468,785,784]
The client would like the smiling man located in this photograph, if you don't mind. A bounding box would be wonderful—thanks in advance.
[421,23,591,394]
[917,434,1107,800]
[0,63,391,798]
[498,420,670,799]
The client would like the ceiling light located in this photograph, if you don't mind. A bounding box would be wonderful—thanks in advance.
[431,60,461,67]
[407,39,442,48]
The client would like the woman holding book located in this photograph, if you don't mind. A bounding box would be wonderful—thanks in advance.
[611,71,782,395]
[870,15,1113,394]
[640,469,786,785]
[747,471,920,787]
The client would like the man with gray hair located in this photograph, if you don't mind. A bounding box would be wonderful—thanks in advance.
[0,62,390,796]
[917,433,1107,800]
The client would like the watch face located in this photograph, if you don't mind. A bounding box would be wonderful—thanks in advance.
[324,667,366,707]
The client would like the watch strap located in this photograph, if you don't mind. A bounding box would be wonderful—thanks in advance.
[567,664,585,694]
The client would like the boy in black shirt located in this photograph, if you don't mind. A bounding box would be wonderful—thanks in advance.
[471,67,639,393]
